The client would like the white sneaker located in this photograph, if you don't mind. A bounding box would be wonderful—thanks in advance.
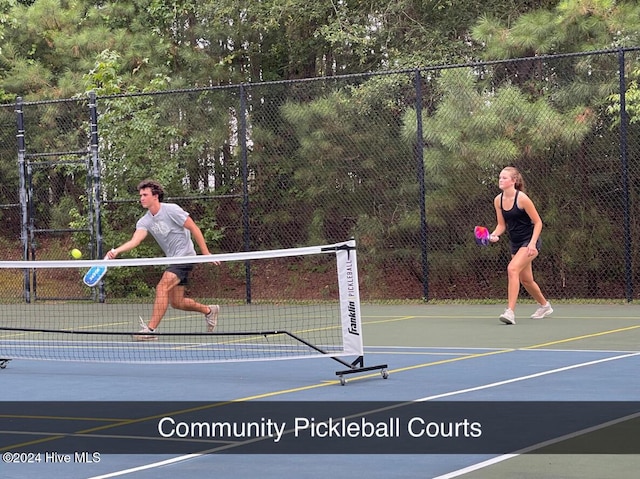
[499,308,516,325]
[531,302,553,319]
[205,305,219,332]
[132,316,158,341]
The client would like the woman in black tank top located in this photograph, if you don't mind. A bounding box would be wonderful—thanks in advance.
[487,167,553,325]
[500,190,540,255]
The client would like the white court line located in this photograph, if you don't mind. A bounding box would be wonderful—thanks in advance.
[414,350,640,401]
[429,350,640,479]
[87,350,640,479]
[431,410,640,479]
[87,454,204,478]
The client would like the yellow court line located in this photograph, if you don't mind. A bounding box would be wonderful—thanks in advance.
[0,414,126,422]
[4,380,357,450]
[2,400,239,450]
[364,314,640,354]
[523,324,640,350]
[362,315,418,325]
[372,348,515,375]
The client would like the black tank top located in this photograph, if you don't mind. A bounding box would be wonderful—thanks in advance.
[501,191,533,244]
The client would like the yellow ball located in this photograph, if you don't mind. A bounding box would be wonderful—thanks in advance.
[71,248,82,259]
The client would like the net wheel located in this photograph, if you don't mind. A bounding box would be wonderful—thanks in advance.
[381,369,389,379]
[339,375,346,386]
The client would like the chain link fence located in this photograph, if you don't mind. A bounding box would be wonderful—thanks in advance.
[1,48,640,301]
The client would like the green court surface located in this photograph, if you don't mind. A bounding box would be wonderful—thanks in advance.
[360,302,640,351]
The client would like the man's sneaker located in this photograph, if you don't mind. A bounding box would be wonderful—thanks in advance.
[132,316,158,341]
[531,302,553,319]
[205,305,219,332]
[499,308,516,325]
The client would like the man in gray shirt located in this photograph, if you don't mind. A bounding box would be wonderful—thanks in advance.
[107,180,219,340]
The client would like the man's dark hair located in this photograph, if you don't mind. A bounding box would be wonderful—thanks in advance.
[137,179,164,202]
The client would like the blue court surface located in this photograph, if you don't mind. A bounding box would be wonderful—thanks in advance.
[1,303,639,479]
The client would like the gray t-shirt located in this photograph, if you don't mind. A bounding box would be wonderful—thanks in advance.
[136,203,196,257]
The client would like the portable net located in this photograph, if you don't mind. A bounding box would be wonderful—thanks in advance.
[0,241,384,379]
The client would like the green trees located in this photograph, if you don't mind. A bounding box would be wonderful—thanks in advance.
[1,0,640,298]
[411,0,640,296]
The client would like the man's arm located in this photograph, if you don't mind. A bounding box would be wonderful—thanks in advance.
[107,229,148,259]
[184,216,211,255]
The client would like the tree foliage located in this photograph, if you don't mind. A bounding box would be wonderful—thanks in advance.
[1,0,640,299]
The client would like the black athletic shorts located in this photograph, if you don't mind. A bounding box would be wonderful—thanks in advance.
[510,238,541,255]
[166,264,194,286]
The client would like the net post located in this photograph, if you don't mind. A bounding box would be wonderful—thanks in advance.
[332,239,389,385]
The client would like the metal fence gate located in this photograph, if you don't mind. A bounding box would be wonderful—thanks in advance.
[15,93,104,302]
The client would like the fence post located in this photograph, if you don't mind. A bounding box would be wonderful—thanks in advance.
[414,70,429,301]
[15,97,31,303]
[88,91,105,302]
[240,84,252,304]
[618,49,633,302]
